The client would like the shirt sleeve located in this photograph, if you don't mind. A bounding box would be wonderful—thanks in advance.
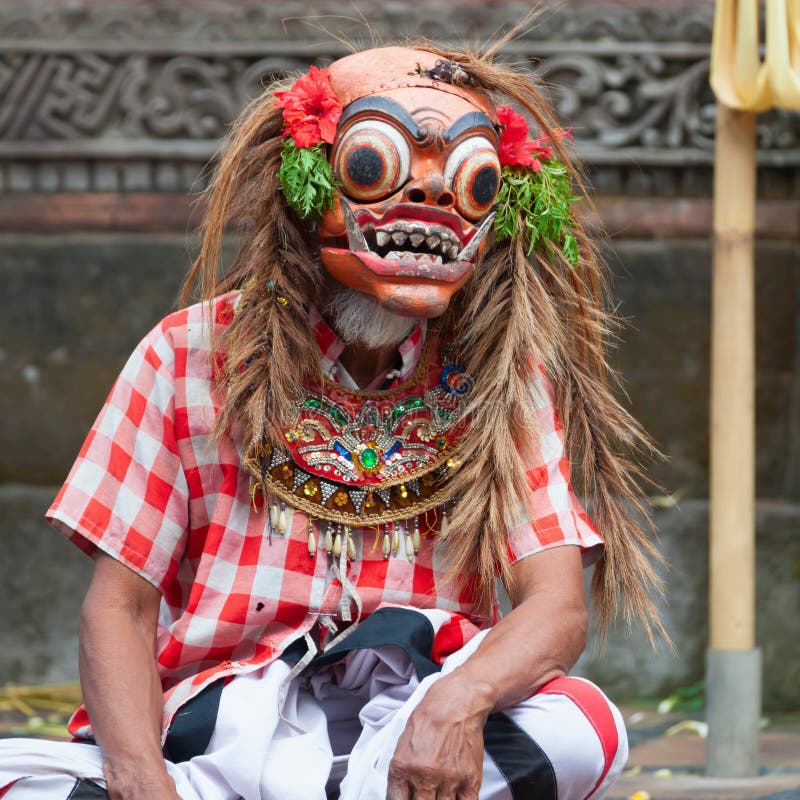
[506,369,604,568]
[46,321,189,594]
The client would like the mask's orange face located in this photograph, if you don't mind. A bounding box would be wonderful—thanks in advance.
[318,86,500,318]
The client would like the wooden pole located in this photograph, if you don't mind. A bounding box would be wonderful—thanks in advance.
[707,101,760,777]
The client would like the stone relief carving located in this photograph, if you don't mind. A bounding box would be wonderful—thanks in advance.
[0,2,797,195]
[533,54,717,151]
[0,3,717,44]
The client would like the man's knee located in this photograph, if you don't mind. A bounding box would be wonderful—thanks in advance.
[483,676,627,800]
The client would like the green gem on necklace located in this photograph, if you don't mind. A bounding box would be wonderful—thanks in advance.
[359,447,379,470]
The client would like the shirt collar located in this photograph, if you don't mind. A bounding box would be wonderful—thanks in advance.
[309,305,427,390]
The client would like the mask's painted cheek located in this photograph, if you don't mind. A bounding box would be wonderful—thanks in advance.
[317,197,346,241]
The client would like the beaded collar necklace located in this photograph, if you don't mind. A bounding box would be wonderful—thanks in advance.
[244,326,472,560]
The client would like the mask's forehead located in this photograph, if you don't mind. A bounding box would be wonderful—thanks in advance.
[327,46,497,121]
[335,87,497,144]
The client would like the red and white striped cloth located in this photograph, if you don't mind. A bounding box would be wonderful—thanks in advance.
[45,293,602,738]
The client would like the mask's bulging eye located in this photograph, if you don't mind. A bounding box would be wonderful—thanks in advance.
[333,120,410,202]
[443,136,500,221]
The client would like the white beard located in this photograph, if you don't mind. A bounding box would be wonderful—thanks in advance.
[323,286,418,349]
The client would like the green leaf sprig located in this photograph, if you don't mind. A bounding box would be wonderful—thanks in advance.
[493,159,580,267]
[278,138,338,222]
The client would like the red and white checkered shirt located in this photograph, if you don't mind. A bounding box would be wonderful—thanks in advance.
[47,293,602,738]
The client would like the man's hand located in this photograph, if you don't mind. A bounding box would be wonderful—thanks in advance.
[386,673,492,800]
[102,762,181,800]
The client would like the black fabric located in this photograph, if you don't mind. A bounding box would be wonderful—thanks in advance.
[309,607,440,679]
[67,780,108,800]
[158,608,439,765]
[483,712,557,800]
[280,635,311,666]
[162,678,225,764]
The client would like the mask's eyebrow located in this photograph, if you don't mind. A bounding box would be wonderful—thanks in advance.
[338,97,422,139]
[444,111,497,143]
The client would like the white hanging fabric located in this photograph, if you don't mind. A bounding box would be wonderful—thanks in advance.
[711,0,800,110]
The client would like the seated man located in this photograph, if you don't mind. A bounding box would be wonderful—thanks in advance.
[0,44,662,800]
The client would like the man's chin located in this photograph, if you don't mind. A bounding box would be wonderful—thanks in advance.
[320,249,470,319]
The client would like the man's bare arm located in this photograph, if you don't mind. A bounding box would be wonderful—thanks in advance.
[79,553,180,800]
[387,545,587,799]
[443,543,588,710]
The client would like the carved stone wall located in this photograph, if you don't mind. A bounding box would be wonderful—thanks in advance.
[2,0,798,198]
[2,2,799,706]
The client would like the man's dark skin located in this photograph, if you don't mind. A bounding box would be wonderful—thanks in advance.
[79,337,588,800]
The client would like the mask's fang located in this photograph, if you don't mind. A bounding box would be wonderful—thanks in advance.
[340,200,370,252]
[456,212,495,262]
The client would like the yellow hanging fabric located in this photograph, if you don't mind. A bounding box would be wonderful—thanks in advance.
[711,0,800,111]
[767,0,800,108]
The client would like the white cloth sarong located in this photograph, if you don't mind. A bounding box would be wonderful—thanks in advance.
[0,618,627,800]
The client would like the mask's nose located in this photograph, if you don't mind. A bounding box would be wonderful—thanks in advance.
[403,173,455,209]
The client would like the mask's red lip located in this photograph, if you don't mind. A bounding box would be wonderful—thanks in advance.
[355,205,473,244]
[321,247,473,283]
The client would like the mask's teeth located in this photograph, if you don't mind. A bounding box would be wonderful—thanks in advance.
[455,212,496,262]
[376,231,391,247]
[340,200,370,252]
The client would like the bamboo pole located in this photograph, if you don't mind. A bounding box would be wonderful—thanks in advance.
[710,103,756,650]
[707,101,760,777]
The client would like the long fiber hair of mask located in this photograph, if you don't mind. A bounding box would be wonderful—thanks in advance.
[180,39,667,645]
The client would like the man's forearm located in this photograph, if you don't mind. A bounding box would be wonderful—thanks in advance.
[79,595,176,796]
[436,589,587,715]
[416,545,589,718]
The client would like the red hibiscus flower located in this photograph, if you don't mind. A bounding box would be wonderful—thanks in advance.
[497,105,568,171]
[274,65,343,148]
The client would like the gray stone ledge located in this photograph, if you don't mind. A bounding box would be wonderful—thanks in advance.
[577,499,800,711]
[0,483,91,685]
